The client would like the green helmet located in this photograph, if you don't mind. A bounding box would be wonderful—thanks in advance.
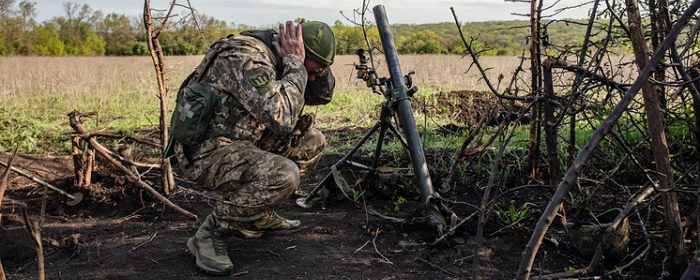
[301,21,336,66]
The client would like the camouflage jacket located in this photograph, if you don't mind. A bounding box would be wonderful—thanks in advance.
[187,30,335,143]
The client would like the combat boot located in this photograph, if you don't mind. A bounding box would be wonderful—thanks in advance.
[236,212,302,238]
[187,215,234,275]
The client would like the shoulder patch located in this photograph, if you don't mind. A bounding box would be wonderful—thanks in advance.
[245,67,271,88]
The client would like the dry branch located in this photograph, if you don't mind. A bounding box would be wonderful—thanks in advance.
[656,2,700,266]
[0,145,18,280]
[144,0,176,194]
[473,100,533,279]
[71,135,94,187]
[515,1,700,278]
[0,251,4,280]
[524,0,542,180]
[543,60,561,185]
[451,8,528,102]
[80,131,162,148]
[371,229,392,265]
[533,185,655,279]
[0,145,18,217]
[627,0,685,274]
[21,202,44,280]
[441,99,496,191]
[68,110,198,221]
[682,250,700,279]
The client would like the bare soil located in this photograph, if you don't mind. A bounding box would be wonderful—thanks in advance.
[0,90,691,279]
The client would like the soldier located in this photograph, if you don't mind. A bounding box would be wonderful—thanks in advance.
[170,20,336,275]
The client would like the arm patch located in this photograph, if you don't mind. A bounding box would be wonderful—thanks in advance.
[245,67,272,90]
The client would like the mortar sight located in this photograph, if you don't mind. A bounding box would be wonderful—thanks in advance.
[355,48,368,64]
[354,48,372,84]
[353,48,417,98]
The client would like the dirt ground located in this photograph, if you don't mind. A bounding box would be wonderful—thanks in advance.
[0,90,689,279]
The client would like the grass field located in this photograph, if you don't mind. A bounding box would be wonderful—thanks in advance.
[0,54,523,152]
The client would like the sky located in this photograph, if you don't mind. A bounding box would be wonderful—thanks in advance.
[30,0,593,27]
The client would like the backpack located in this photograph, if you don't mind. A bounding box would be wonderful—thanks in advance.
[169,81,219,147]
[163,37,233,158]
[163,31,283,158]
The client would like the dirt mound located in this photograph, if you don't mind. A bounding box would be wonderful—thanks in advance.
[414,90,496,126]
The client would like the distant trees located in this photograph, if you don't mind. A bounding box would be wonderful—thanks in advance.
[0,1,104,55]
[398,30,448,54]
[333,20,377,55]
[0,1,595,56]
[49,3,105,55]
[97,13,140,55]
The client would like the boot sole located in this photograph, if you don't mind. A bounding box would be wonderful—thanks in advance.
[186,238,233,276]
[235,227,302,239]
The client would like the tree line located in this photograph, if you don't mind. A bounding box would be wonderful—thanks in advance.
[0,1,594,56]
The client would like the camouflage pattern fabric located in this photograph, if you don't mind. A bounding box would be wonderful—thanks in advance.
[174,126,324,229]
[282,127,325,183]
[173,32,333,230]
[258,113,315,156]
[199,34,308,141]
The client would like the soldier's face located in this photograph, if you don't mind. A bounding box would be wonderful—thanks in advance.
[304,58,325,82]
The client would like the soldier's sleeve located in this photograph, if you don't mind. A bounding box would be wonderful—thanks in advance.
[233,53,308,134]
[304,67,335,106]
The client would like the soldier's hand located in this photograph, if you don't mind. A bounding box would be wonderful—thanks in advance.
[273,20,305,62]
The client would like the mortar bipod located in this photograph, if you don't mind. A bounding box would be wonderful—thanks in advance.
[298,4,457,237]
[295,102,455,237]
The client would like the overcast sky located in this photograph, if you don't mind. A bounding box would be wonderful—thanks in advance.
[30,0,592,27]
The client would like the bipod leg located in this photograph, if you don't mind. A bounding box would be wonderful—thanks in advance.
[371,104,399,170]
[296,120,383,208]
[386,121,409,153]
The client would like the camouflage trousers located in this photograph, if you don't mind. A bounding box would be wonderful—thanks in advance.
[174,128,325,230]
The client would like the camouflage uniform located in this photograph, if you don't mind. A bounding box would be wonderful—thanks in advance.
[173,30,334,230]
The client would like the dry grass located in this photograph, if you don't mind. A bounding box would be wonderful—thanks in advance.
[333,54,523,93]
[1,56,194,123]
[0,54,522,112]
[0,54,523,151]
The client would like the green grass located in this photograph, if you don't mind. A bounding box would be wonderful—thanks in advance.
[0,56,185,153]
[0,86,173,153]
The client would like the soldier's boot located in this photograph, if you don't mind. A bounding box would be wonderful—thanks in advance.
[236,212,302,238]
[187,215,234,275]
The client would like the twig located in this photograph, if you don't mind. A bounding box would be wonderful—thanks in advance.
[130,231,158,252]
[443,98,496,188]
[418,258,456,277]
[77,132,162,148]
[231,271,249,277]
[265,250,281,258]
[360,229,393,265]
[432,210,479,245]
[490,210,532,237]
[144,0,178,195]
[455,254,475,264]
[355,240,371,253]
